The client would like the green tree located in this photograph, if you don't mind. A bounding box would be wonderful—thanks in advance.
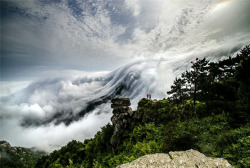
[183,58,209,105]
[167,77,188,104]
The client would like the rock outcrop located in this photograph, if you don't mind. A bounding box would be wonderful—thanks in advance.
[117,149,232,168]
[110,98,134,153]
[0,140,11,148]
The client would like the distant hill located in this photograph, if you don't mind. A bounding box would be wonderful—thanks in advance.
[0,140,46,168]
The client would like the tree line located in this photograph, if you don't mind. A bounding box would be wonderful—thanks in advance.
[167,45,250,123]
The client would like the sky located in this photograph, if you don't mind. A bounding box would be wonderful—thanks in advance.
[1,0,249,81]
[0,0,250,151]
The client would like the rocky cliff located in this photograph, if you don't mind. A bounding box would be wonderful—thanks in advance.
[110,98,134,152]
[117,149,232,168]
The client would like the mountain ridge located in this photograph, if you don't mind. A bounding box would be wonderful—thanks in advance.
[0,140,46,168]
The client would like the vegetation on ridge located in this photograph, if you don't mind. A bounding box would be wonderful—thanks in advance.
[0,141,46,168]
[34,45,250,168]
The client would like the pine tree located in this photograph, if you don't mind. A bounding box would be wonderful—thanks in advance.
[183,58,209,105]
[167,77,187,104]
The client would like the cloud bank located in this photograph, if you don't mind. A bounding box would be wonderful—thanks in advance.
[1,59,176,151]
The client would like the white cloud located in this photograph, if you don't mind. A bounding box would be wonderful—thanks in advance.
[0,81,31,96]
[0,105,112,152]
[125,0,141,16]
[2,0,250,79]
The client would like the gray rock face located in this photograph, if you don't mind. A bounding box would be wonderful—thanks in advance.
[111,98,131,107]
[110,98,133,153]
[117,149,232,168]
